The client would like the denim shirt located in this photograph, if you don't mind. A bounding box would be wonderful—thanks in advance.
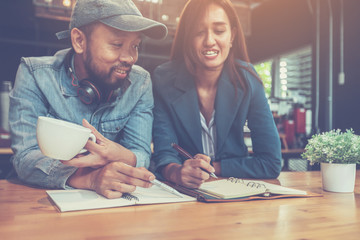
[9,48,153,189]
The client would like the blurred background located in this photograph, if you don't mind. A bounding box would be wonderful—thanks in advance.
[1,0,360,175]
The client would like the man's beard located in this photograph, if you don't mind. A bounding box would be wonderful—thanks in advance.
[83,48,131,94]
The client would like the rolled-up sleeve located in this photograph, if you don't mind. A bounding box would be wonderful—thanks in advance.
[10,60,77,189]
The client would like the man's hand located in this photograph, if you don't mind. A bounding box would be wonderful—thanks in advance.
[67,162,155,199]
[61,119,136,168]
[163,154,215,189]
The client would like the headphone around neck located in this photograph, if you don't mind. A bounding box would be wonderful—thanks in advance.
[66,51,113,105]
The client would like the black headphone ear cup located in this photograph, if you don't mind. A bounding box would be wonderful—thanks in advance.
[77,79,101,105]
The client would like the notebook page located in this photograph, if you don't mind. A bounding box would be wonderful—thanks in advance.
[197,179,267,199]
[241,180,307,195]
[134,185,195,204]
[47,185,195,212]
[47,189,135,212]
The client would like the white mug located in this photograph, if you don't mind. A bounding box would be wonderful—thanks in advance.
[36,116,96,160]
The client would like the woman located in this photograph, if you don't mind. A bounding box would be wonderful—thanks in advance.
[152,0,281,188]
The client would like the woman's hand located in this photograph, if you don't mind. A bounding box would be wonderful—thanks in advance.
[163,154,215,189]
[61,119,136,168]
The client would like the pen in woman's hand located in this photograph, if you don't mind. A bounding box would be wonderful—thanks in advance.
[171,143,218,178]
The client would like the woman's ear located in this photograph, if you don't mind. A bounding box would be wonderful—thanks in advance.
[71,28,87,54]
[230,27,236,47]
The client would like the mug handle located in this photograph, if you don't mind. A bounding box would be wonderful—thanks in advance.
[78,133,96,154]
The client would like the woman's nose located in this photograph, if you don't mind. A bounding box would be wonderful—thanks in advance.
[204,32,216,46]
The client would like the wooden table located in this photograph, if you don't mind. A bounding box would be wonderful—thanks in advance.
[0,147,12,155]
[1,171,360,240]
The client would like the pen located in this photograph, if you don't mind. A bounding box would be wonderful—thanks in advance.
[171,143,218,179]
[121,162,183,198]
[151,179,184,198]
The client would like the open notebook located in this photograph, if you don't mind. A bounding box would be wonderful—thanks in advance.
[47,184,195,212]
[171,178,319,202]
[197,178,307,199]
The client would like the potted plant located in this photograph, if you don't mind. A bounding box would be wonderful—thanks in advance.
[302,129,360,192]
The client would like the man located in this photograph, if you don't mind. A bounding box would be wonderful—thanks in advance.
[9,0,167,199]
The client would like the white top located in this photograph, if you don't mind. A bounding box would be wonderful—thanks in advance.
[200,111,216,161]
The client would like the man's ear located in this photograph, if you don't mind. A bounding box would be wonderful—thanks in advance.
[71,28,87,54]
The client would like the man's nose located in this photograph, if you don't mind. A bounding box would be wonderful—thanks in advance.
[119,54,135,64]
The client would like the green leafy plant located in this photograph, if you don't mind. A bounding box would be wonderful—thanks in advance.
[302,129,360,165]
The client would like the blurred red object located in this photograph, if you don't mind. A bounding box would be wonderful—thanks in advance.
[294,108,306,134]
[284,119,295,148]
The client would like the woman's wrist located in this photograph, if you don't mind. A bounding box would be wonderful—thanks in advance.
[162,163,182,184]
[212,161,221,175]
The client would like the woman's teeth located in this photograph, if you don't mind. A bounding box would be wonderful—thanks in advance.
[202,50,218,56]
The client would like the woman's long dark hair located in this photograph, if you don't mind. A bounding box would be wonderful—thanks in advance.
[171,0,262,91]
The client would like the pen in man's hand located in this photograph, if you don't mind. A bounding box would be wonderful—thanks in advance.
[171,143,218,178]
[122,162,184,198]
[151,179,184,198]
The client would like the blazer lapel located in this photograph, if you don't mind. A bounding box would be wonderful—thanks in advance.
[215,70,244,152]
[171,70,203,153]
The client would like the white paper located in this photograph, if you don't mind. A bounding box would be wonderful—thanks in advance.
[47,185,195,212]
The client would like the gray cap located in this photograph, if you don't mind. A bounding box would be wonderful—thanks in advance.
[56,0,168,40]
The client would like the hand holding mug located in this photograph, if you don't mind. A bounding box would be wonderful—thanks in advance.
[61,119,137,168]
[36,116,96,161]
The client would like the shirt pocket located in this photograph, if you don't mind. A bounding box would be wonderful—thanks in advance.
[99,116,130,141]
[46,110,61,120]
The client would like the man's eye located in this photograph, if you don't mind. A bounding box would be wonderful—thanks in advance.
[113,43,123,47]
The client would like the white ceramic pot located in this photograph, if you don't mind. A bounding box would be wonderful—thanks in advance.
[320,162,356,193]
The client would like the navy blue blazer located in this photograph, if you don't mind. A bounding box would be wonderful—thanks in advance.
[151,60,281,179]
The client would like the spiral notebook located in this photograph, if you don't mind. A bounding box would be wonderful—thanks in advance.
[47,184,195,212]
[171,178,320,202]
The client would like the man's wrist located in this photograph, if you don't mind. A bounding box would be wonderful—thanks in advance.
[113,147,137,167]
[67,167,96,190]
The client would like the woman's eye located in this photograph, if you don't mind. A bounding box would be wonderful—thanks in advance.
[215,29,226,34]
[196,32,204,37]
